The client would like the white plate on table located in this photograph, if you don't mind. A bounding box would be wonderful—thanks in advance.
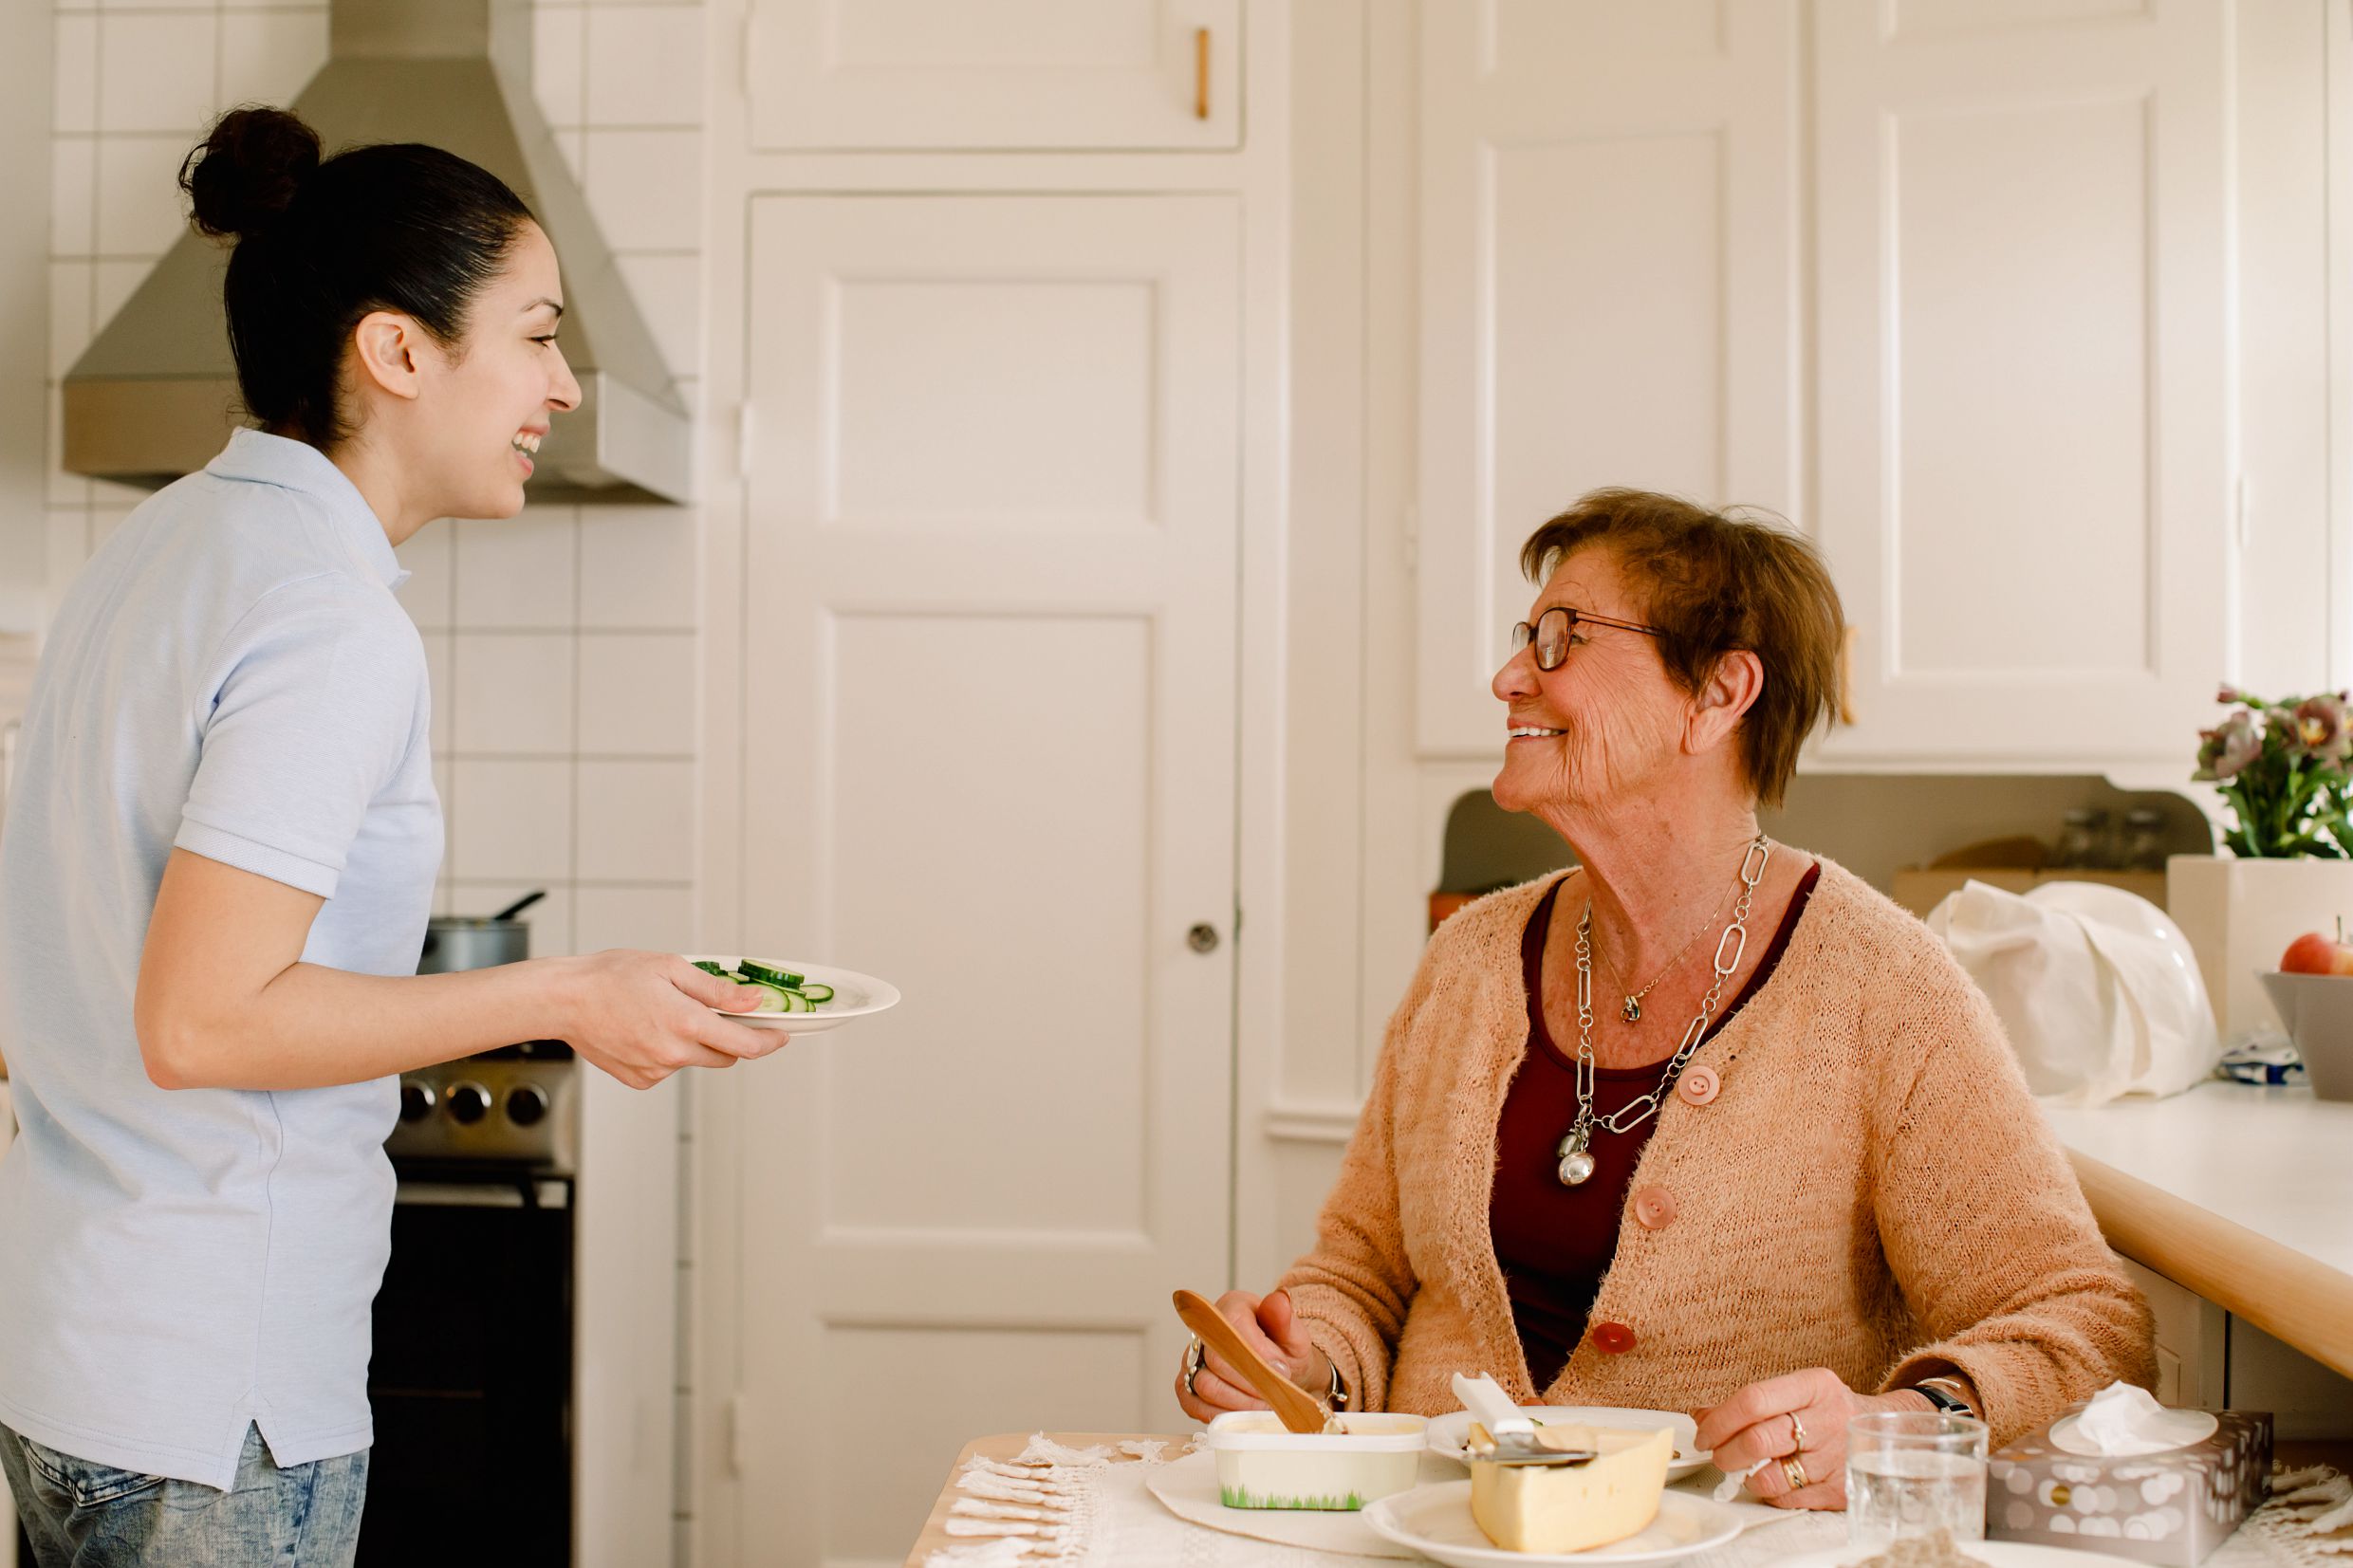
[1426,1407,1710,1483]
[684,956,900,1034]
[1770,1542,2154,1568]
[1364,1483,1742,1567]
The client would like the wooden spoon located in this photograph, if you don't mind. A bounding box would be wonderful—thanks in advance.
[1172,1288,1331,1436]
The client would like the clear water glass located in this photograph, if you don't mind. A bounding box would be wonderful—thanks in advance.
[1846,1411,1990,1549]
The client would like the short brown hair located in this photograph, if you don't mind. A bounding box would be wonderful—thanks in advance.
[1519,488,1844,808]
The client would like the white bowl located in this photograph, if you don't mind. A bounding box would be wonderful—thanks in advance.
[1200,1411,1428,1511]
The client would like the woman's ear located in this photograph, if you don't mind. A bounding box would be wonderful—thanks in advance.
[1686,649,1765,754]
[349,311,423,402]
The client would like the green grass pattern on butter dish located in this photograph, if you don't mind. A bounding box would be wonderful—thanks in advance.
[1218,1485,1366,1511]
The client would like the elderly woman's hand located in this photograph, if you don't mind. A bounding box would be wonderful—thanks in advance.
[1172,1288,1333,1425]
[1695,1370,1931,1510]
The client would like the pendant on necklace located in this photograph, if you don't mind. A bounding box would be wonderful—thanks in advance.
[1556,1131,1596,1188]
[1621,996,1641,1024]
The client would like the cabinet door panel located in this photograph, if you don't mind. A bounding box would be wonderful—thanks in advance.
[1416,1,1800,756]
[1813,0,2230,764]
[748,0,1241,150]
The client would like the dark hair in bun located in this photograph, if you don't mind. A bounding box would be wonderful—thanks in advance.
[177,106,538,451]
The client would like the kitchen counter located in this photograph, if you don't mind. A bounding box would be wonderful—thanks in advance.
[2042,1079,2353,1381]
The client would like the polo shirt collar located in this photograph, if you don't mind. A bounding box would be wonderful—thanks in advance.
[204,427,406,590]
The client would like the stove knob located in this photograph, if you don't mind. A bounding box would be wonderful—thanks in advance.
[398,1080,437,1123]
[446,1081,492,1126]
[506,1084,550,1127]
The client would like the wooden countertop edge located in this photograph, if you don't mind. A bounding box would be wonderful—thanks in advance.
[2067,1151,2353,1382]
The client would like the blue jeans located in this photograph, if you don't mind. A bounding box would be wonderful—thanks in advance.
[0,1421,366,1568]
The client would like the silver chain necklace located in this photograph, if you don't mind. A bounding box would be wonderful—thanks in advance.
[1556,835,1773,1187]
[1600,882,1732,1023]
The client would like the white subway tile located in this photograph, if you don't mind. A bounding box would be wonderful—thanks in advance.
[452,506,577,629]
[421,630,454,755]
[555,127,586,183]
[582,129,701,251]
[97,12,220,136]
[447,758,575,882]
[575,759,693,881]
[571,883,695,954]
[443,880,576,959]
[49,266,93,382]
[218,9,330,111]
[46,510,90,605]
[95,135,195,255]
[451,632,578,755]
[579,505,695,628]
[51,138,97,256]
[54,17,99,135]
[578,632,695,754]
[612,252,701,379]
[46,384,91,508]
[532,4,586,127]
[91,258,148,330]
[395,523,455,631]
[585,6,703,127]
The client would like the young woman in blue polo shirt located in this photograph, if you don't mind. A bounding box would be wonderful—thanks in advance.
[0,108,772,1567]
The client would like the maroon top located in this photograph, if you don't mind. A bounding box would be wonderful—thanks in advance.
[1489,863,1821,1391]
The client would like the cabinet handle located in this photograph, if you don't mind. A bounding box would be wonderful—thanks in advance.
[1838,625,1860,726]
[1195,28,1211,120]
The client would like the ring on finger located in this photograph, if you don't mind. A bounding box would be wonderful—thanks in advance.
[1180,1336,1206,1398]
[1783,1456,1809,1490]
[1788,1411,1808,1452]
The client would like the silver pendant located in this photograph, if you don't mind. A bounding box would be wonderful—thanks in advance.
[1556,1132,1596,1187]
[1621,996,1641,1024]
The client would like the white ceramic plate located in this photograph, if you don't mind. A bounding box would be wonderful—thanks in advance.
[1362,1483,1742,1567]
[684,956,901,1034]
[1426,1407,1710,1483]
[1769,1540,2153,1568]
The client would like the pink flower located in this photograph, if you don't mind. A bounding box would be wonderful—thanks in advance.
[2294,694,2352,761]
[2196,711,2261,781]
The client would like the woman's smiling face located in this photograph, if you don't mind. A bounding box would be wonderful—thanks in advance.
[405,220,581,521]
[1491,546,1689,816]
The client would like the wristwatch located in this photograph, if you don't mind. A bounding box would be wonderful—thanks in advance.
[1912,1377,1976,1419]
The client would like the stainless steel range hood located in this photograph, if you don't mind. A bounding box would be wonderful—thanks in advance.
[63,0,692,505]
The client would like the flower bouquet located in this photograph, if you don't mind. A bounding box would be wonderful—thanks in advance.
[2195,687,2353,858]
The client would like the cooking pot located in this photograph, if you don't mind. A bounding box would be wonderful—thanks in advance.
[417,890,546,973]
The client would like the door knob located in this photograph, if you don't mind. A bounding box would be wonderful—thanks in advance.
[1187,923,1220,954]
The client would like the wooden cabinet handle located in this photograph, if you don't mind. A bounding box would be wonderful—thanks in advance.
[1838,624,1860,726]
[1195,28,1211,120]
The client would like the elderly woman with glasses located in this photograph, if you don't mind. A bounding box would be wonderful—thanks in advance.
[1174,489,2153,1509]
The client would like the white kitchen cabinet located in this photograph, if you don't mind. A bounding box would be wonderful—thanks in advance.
[2119,1257,2226,1410]
[1414,1,1803,755]
[728,193,1241,1566]
[746,0,1242,151]
[1812,0,2235,766]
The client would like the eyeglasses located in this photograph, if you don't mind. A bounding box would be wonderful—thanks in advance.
[1509,605,1663,672]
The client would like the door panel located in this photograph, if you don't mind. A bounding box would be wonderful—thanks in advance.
[736,194,1240,1566]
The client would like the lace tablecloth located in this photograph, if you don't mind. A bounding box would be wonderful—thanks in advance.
[917,1437,2353,1568]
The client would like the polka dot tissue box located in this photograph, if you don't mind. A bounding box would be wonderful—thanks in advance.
[1988,1398,2272,1566]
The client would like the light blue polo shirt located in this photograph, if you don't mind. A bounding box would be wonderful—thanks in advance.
[0,428,440,1488]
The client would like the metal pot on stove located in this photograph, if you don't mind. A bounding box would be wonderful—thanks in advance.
[417,890,546,973]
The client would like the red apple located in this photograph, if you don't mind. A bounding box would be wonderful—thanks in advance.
[2280,919,2353,975]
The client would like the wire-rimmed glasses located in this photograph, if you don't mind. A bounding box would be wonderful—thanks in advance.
[1509,606,1664,672]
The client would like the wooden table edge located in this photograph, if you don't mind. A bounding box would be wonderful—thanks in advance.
[903,1430,1194,1567]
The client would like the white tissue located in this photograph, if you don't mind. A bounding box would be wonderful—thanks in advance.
[2067,1382,2191,1457]
[1714,1459,1771,1503]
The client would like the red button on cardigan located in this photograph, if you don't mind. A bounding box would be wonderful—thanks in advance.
[1590,1321,1636,1355]
[1677,1065,1720,1105]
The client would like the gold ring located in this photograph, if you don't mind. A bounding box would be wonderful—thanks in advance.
[1788,1411,1808,1452]
[1783,1456,1809,1490]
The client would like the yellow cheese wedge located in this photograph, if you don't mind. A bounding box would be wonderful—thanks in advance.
[1469,1424,1675,1554]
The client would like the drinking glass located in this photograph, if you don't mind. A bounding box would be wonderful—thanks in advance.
[1846,1411,1990,1549]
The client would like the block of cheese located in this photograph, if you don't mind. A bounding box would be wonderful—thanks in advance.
[1469,1424,1675,1554]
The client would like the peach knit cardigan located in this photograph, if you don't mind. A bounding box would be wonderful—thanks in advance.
[1278,859,2155,1448]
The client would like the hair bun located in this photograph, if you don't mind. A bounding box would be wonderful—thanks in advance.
[180,107,323,241]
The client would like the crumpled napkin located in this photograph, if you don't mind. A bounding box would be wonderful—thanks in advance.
[2068,1382,2190,1456]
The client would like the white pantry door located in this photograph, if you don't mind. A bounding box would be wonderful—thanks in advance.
[734,194,1240,1566]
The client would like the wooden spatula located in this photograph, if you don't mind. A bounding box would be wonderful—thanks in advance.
[1172,1288,1332,1436]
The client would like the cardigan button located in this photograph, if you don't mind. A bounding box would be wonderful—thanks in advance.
[1677,1065,1719,1105]
[1590,1321,1636,1355]
[1632,1186,1677,1229]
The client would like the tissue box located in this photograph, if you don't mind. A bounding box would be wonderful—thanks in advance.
[1988,1409,2271,1566]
